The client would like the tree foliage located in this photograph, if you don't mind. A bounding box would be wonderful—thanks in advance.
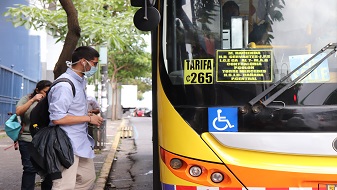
[109,36,151,84]
[4,0,139,47]
[3,0,151,90]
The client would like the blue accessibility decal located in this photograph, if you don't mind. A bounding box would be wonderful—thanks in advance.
[208,107,238,132]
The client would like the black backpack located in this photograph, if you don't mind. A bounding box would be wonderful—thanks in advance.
[30,78,76,137]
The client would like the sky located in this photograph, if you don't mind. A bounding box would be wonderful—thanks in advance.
[137,34,152,109]
[137,91,152,109]
[143,34,151,53]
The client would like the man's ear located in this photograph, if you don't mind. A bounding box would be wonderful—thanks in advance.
[80,58,85,64]
[80,58,88,67]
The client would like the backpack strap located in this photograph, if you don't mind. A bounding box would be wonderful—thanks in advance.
[48,78,76,97]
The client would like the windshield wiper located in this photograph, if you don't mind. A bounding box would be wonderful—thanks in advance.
[246,43,337,112]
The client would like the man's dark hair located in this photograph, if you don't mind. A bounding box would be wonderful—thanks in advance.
[71,46,100,63]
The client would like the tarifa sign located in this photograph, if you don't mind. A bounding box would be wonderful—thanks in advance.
[184,59,213,84]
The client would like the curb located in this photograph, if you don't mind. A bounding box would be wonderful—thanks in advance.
[93,118,127,190]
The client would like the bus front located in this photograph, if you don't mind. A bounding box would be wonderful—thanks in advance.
[151,0,337,189]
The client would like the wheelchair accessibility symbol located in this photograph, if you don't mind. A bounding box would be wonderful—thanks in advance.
[208,107,238,132]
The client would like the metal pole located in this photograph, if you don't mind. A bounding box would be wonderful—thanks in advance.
[100,65,108,147]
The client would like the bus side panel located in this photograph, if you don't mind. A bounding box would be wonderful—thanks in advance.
[202,133,337,187]
[157,69,233,186]
[157,70,221,163]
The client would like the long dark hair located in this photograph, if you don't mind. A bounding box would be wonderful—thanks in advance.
[29,80,52,99]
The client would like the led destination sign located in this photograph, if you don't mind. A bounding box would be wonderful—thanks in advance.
[216,50,273,82]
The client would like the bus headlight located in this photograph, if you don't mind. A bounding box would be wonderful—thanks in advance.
[170,158,183,169]
[189,166,202,177]
[211,172,224,183]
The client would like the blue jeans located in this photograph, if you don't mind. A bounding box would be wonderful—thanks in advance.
[19,141,37,190]
[19,141,52,190]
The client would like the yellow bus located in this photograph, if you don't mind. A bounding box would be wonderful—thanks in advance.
[133,0,337,189]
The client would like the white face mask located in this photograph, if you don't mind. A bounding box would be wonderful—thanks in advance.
[82,60,98,78]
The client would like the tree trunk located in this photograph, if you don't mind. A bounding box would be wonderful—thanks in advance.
[53,0,81,79]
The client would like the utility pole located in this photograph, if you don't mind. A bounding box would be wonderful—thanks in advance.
[99,45,108,147]
[100,65,108,120]
[99,45,108,118]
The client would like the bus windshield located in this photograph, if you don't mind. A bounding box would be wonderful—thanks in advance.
[160,0,337,132]
[150,1,337,188]
[163,0,337,107]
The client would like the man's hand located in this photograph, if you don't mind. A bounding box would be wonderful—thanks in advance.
[89,114,103,126]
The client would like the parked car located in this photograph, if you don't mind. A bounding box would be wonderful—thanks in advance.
[134,108,144,117]
[129,108,136,117]
[134,108,152,117]
[143,108,152,117]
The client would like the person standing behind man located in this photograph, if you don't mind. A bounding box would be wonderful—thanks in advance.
[222,1,240,29]
[48,46,103,189]
[87,95,100,137]
[16,80,53,190]
[87,95,100,115]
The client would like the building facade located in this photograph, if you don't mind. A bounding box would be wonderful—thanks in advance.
[0,0,42,129]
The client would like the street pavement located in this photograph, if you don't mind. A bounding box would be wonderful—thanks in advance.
[0,118,126,190]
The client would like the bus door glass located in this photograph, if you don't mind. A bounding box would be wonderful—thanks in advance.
[165,0,221,84]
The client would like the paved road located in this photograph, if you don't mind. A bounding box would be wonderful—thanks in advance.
[0,118,124,190]
[107,117,153,190]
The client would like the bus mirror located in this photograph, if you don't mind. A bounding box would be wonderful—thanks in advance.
[134,7,161,31]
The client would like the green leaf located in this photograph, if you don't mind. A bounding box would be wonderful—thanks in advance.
[24,21,31,29]
[13,20,25,27]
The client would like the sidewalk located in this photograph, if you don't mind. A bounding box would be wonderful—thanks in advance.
[0,118,126,190]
